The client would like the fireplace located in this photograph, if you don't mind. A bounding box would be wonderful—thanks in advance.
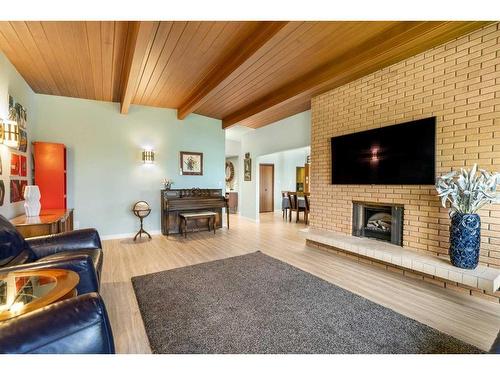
[352,201,404,246]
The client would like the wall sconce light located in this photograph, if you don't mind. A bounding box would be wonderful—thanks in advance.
[142,150,155,164]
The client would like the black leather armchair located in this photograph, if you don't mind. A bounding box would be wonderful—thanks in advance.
[0,215,103,294]
[491,330,500,354]
[0,293,115,354]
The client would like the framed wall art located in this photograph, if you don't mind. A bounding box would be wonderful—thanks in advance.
[10,154,20,176]
[20,155,27,177]
[180,151,203,176]
[0,181,4,206]
[18,129,27,152]
[19,180,27,198]
[10,180,21,203]
[244,152,252,181]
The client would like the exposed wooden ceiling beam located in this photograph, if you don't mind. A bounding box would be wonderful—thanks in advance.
[221,21,490,129]
[120,21,158,114]
[176,22,288,120]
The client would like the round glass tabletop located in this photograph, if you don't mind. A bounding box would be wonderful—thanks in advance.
[0,269,79,321]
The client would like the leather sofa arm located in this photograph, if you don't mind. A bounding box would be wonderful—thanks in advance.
[0,255,99,295]
[0,293,115,354]
[491,330,500,354]
[26,228,102,258]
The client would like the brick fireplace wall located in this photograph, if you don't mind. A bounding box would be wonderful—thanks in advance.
[310,23,500,270]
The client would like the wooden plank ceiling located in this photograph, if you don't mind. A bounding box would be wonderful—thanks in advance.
[0,21,489,129]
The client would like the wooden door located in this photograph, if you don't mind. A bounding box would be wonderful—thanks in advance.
[259,164,274,213]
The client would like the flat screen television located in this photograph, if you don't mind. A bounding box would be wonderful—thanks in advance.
[331,117,436,185]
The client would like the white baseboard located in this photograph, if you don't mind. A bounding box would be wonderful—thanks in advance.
[237,213,260,223]
[101,230,161,241]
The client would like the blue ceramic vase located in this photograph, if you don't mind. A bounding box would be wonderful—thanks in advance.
[449,213,481,269]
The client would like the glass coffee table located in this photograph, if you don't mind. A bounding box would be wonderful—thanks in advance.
[0,269,79,322]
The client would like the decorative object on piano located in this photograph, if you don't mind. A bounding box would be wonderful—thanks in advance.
[225,160,235,187]
[180,151,203,175]
[10,180,22,203]
[142,149,154,164]
[244,153,251,181]
[23,185,41,217]
[0,181,4,206]
[132,201,152,241]
[10,154,20,176]
[162,178,174,190]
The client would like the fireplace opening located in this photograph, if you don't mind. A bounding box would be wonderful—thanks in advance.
[352,201,403,246]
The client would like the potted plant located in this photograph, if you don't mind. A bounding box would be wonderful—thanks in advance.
[162,178,174,190]
[436,164,500,269]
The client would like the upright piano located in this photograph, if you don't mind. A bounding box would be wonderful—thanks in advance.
[161,188,229,235]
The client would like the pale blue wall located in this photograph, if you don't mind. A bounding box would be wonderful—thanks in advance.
[32,94,225,237]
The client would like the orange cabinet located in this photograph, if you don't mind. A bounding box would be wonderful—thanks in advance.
[32,142,67,209]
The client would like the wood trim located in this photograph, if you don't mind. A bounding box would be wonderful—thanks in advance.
[221,21,490,129]
[120,21,158,114]
[176,22,288,120]
[259,163,274,213]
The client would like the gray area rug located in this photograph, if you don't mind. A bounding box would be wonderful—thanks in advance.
[131,251,483,354]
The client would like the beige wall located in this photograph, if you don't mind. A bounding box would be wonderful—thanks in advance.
[310,23,500,269]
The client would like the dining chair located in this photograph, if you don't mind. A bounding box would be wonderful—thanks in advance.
[281,191,291,221]
[304,194,310,225]
[288,192,306,223]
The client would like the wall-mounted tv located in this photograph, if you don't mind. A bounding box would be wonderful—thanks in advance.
[331,117,436,185]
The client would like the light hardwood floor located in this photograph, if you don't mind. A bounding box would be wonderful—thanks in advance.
[100,212,500,353]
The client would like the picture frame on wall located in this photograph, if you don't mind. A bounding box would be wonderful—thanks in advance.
[0,181,4,206]
[18,129,27,152]
[19,180,27,199]
[10,180,21,203]
[9,95,28,129]
[244,153,252,181]
[20,155,27,177]
[10,154,20,176]
[180,151,203,176]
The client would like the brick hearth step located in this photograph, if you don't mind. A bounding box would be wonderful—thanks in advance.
[301,228,500,293]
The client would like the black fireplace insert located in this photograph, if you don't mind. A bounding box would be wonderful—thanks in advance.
[352,201,403,246]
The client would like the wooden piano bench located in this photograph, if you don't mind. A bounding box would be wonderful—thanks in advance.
[179,211,218,238]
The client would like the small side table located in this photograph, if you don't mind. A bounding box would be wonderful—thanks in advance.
[0,269,79,322]
[10,209,74,238]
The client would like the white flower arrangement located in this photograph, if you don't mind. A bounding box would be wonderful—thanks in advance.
[435,164,500,216]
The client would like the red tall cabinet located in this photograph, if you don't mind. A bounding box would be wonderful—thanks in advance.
[32,142,67,209]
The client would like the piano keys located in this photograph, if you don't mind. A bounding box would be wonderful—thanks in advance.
[161,188,229,235]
